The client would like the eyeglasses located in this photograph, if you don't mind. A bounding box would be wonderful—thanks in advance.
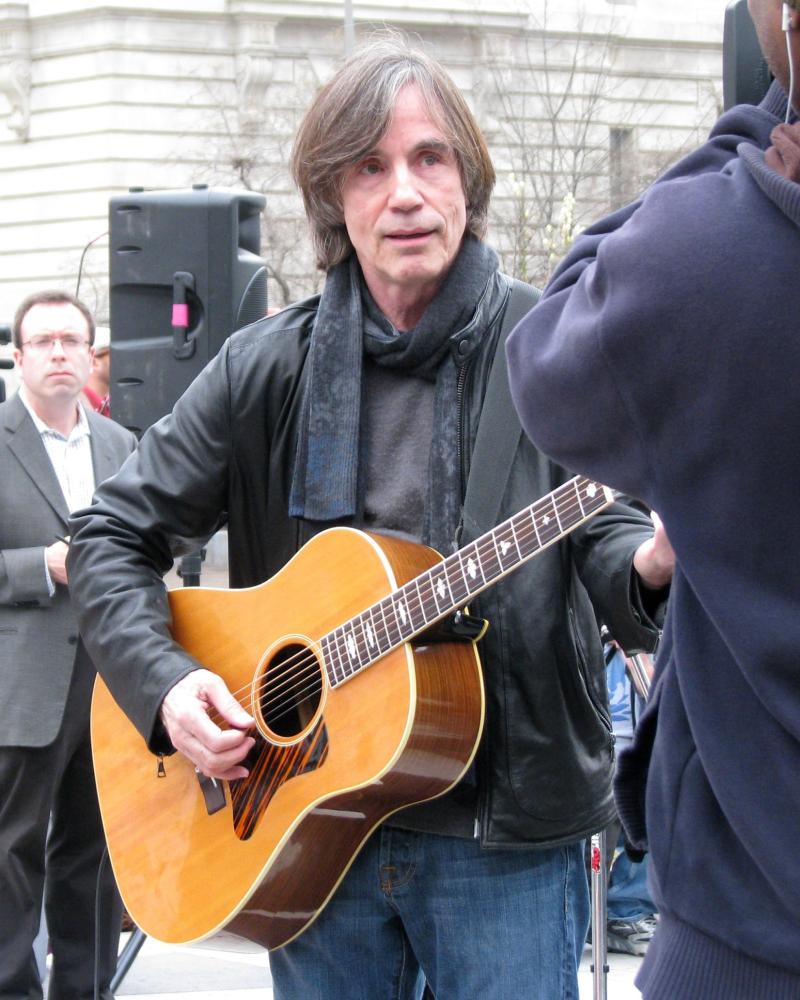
[21,334,91,352]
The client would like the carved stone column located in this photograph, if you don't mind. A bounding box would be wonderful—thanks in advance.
[228,2,279,120]
[0,3,31,141]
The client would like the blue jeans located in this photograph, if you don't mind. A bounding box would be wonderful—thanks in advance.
[607,840,654,922]
[269,825,589,1000]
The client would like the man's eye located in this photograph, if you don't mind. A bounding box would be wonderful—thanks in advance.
[359,161,381,175]
[421,153,440,166]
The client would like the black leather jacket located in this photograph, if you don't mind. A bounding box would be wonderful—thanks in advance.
[69,268,661,848]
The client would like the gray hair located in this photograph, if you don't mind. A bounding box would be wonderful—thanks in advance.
[291,35,496,271]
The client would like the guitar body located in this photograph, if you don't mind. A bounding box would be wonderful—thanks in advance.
[91,527,485,951]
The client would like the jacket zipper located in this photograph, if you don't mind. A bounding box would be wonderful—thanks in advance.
[456,359,471,496]
[568,605,613,735]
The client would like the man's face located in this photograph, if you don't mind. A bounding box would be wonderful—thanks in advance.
[14,302,94,408]
[340,85,468,317]
[749,0,791,92]
[92,350,111,391]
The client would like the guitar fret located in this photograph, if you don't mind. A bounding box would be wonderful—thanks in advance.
[331,628,347,683]
[321,634,335,685]
[353,615,370,665]
[527,506,543,551]
[403,580,426,632]
[418,574,438,626]
[429,566,448,616]
[395,593,412,636]
[445,556,469,606]
[453,549,472,602]
[442,564,456,605]
[551,493,564,532]
[480,531,503,582]
[342,622,359,674]
[412,577,427,629]
[382,595,404,647]
[373,595,391,655]
[559,482,581,531]
[460,541,484,595]
[508,519,524,561]
[364,608,378,652]
[533,498,560,547]
[495,524,518,573]
[573,479,586,518]
[577,478,606,515]
[490,530,504,570]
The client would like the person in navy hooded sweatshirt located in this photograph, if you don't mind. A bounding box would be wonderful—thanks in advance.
[506,1,800,997]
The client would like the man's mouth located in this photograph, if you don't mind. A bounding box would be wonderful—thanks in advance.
[386,229,435,242]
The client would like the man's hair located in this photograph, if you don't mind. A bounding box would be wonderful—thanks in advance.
[13,289,95,349]
[291,34,496,271]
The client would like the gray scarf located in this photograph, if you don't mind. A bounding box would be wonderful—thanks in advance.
[289,236,499,553]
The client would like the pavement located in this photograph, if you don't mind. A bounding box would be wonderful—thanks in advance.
[109,930,642,999]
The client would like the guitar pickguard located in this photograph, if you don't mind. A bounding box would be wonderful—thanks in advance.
[230,722,329,840]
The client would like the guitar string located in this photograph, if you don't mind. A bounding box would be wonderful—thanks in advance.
[202,488,584,722]
[204,487,599,732]
[207,489,595,731]
[207,489,596,730]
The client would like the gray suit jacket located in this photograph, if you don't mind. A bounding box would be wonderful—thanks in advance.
[0,393,136,747]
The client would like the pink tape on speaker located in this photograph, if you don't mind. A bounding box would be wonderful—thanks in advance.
[172,304,189,327]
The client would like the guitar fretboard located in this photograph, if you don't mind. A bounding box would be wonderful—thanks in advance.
[320,475,613,687]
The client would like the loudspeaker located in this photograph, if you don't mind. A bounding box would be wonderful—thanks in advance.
[0,326,12,405]
[109,185,268,434]
[723,0,773,110]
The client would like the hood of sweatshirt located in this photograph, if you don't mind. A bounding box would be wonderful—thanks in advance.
[740,84,800,227]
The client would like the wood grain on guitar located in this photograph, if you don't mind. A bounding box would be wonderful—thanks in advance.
[90,475,613,951]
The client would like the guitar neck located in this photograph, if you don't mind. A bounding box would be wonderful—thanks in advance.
[321,475,614,686]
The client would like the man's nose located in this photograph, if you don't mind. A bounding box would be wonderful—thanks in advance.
[387,165,424,209]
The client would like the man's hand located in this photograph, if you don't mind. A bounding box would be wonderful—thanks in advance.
[45,541,69,586]
[160,669,256,780]
[633,511,675,590]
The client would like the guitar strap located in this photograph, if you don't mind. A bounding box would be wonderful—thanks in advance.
[459,278,541,543]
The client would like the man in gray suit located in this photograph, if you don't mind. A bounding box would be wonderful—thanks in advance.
[0,290,136,1000]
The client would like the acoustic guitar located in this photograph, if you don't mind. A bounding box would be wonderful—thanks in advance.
[91,474,613,950]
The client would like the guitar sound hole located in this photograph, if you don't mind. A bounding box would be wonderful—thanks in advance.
[260,642,322,739]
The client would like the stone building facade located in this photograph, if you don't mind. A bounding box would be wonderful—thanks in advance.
[0,0,726,387]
